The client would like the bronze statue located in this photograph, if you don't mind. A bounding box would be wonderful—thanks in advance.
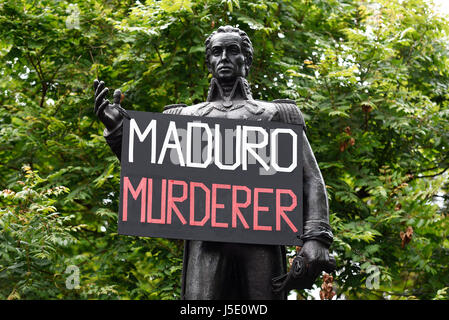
[94,25,335,299]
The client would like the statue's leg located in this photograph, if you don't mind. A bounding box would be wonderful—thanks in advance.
[236,244,286,300]
[183,240,234,300]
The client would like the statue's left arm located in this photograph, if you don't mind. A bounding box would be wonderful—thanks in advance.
[300,130,336,280]
[272,102,336,292]
[301,131,334,246]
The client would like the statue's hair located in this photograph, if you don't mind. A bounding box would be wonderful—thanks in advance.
[205,25,253,75]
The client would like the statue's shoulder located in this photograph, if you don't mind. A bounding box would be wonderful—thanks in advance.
[162,103,187,115]
[268,98,306,130]
[163,102,210,116]
[184,101,210,115]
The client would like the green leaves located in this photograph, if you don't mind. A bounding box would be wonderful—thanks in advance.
[0,166,76,298]
[160,0,193,13]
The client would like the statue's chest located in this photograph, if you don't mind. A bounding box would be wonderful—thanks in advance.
[185,100,275,122]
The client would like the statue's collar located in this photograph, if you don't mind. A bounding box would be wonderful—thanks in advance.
[206,77,253,105]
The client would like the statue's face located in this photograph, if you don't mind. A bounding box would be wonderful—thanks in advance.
[208,32,247,80]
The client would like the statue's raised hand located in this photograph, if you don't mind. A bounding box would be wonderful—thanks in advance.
[93,79,130,133]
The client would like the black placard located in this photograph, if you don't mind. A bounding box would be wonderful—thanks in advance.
[118,110,303,246]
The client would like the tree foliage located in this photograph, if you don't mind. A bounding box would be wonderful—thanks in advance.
[0,0,448,299]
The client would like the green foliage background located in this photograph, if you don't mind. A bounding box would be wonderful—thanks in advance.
[0,0,448,299]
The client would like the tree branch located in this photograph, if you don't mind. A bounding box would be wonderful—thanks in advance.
[415,167,449,179]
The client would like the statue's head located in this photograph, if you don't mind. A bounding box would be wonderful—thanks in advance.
[205,25,253,81]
